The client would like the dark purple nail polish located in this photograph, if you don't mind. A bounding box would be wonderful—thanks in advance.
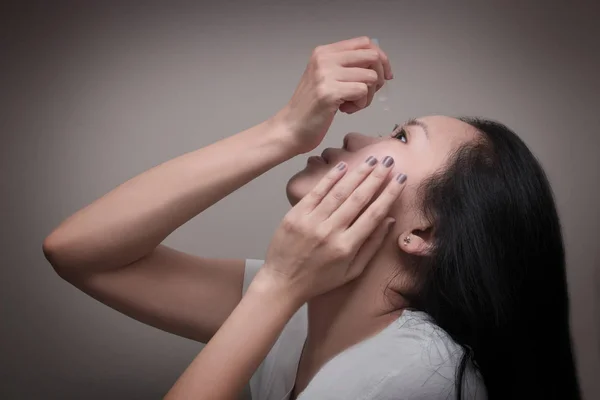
[396,173,407,184]
[382,156,394,167]
[336,162,346,170]
[366,156,377,166]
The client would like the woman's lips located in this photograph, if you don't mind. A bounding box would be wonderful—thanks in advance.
[320,148,338,164]
[307,155,327,164]
[307,148,340,165]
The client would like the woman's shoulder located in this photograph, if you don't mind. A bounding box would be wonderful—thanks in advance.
[298,309,487,399]
[392,309,464,358]
[384,310,486,398]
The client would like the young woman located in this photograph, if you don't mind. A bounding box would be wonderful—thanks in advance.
[43,36,580,399]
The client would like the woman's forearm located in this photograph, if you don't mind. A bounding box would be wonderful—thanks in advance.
[43,114,299,272]
[165,268,301,400]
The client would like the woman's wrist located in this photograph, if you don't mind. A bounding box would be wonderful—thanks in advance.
[248,267,306,313]
[267,108,308,156]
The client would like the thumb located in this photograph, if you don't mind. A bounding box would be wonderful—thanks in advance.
[347,218,396,279]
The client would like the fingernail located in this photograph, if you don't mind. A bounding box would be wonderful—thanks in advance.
[382,156,394,168]
[365,156,377,166]
[336,162,346,170]
[396,173,407,184]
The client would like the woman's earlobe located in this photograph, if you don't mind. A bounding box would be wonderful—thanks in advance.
[398,228,433,256]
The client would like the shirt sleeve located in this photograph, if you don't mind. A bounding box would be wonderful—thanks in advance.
[243,259,264,296]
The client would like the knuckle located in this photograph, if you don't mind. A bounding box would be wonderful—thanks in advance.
[365,70,378,84]
[331,190,347,202]
[360,82,369,95]
[315,224,332,241]
[309,189,324,203]
[372,168,390,179]
[367,207,386,221]
[314,65,328,82]
[281,214,298,231]
[366,49,379,62]
[370,70,379,82]
[311,49,322,62]
[300,221,316,237]
[354,83,368,98]
[349,190,369,206]
[358,36,371,46]
[287,217,307,235]
[312,47,330,65]
[331,240,352,258]
[313,45,326,56]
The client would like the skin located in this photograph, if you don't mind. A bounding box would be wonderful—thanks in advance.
[164,115,477,399]
[166,147,404,399]
[286,115,478,396]
[43,36,478,399]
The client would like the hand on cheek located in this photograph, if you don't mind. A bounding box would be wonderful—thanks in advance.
[257,155,408,305]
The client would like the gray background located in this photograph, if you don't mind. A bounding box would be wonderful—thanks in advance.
[2,1,599,399]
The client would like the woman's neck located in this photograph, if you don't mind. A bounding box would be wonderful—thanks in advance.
[293,249,409,395]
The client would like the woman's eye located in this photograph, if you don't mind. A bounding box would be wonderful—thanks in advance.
[392,124,408,143]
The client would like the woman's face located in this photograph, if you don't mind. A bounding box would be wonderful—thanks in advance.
[286,115,478,222]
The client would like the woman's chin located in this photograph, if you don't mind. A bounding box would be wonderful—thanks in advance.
[285,168,322,206]
[285,176,303,206]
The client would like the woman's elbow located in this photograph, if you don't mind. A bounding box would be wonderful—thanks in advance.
[42,232,79,280]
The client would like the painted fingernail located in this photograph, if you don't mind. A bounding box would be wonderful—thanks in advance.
[396,173,407,184]
[336,162,346,170]
[365,156,377,166]
[382,156,394,168]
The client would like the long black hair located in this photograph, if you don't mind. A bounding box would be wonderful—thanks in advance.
[410,118,580,399]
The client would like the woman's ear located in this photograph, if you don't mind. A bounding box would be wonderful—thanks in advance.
[397,227,434,256]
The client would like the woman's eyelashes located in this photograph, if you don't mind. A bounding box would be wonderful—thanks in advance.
[376,124,408,143]
[391,124,408,143]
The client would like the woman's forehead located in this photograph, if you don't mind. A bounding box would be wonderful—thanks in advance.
[418,115,478,140]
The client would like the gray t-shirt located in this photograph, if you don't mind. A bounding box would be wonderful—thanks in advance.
[244,259,487,400]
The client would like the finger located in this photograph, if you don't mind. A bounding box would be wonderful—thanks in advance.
[339,101,361,114]
[343,172,408,249]
[363,60,385,108]
[346,217,396,279]
[323,36,372,52]
[333,49,380,69]
[294,161,348,213]
[335,81,369,103]
[335,67,379,86]
[328,156,397,229]
[309,155,380,221]
[372,43,393,80]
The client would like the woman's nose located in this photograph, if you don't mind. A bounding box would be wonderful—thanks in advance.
[343,132,380,152]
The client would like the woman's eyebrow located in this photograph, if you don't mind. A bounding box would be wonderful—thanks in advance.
[404,118,429,139]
